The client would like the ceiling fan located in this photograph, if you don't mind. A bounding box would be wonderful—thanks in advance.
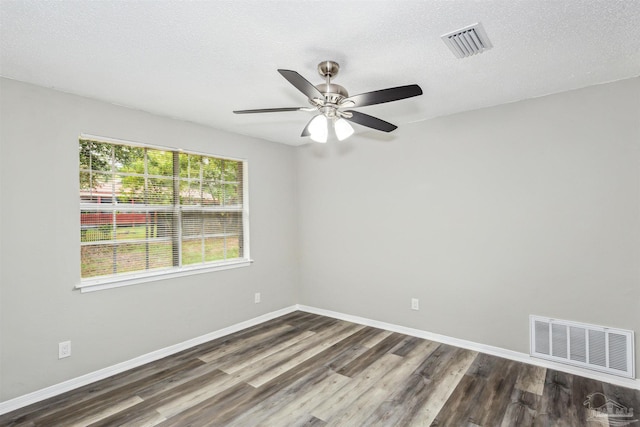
[233,60,423,143]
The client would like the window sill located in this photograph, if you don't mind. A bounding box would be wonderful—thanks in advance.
[75,259,253,293]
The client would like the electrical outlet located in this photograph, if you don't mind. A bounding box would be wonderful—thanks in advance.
[254,292,261,303]
[59,341,71,359]
[411,298,419,311]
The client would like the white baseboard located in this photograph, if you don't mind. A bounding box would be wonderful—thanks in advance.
[0,305,298,416]
[2,303,637,416]
[296,305,640,391]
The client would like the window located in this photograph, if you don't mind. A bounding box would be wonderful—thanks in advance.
[78,136,249,291]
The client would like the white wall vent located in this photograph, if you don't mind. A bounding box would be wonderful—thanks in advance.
[441,22,493,59]
[530,315,635,379]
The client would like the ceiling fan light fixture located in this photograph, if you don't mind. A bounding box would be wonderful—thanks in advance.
[334,118,354,141]
[308,114,328,143]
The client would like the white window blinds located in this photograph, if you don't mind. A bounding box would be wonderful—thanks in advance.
[79,137,248,285]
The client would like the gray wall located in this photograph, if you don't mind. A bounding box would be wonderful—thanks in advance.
[0,78,299,401]
[297,77,640,379]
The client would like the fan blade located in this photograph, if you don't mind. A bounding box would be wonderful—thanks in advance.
[233,107,307,114]
[343,110,397,132]
[278,69,324,100]
[344,84,422,107]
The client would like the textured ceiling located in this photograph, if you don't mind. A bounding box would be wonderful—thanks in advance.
[1,0,639,146]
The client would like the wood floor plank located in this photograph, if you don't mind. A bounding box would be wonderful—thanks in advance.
[311,352,405,421]
[165,312,306,362]
[224,320,354,380]
[336,332,406,378]
[536,369,578,427]
[29,358,206,426]
[257,373,351,425]
[326,385,391,426]
[360,329,393,348]
[215,329,316,373]
[500,388,541,427]
[430,354,521,426]
[87,407,166,427]
[296,415,327,426]
[67,395,144,427]
[390,335,423,357]
[396,346,477,425]
[602,381,640,420]
[269,331,389,423]
[196,323,296,364]
[87,368,230,427]
[241,323,365,387]
[161,322,383,426]
[465,351,501,379]
[569,374,609,427]
[326,339,442,426]
[472,358,522,427]
[160,327,371,426]
[0,356,205,426]
[155,381,257,427]
[305,316,342,332]
[337,341,451,426]
[153,369,241,419]
[323,342,369,372]
[283,312,330,331]
[319,328,393,374]
[367,344,477,426]
[375,340,441,393]
[25,395,144,427]
[88,312,303,388]
[320,326,383,371]
[514,363,547,396]
[279,311,317,323]
[429,373,484,427]
[135,357,226,400]
[225,365,336,426]
[219,327,382,425]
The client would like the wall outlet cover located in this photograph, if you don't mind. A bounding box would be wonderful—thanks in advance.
[58,341,71,359]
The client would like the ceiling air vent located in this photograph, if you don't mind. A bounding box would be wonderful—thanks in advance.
[441,23,493,59]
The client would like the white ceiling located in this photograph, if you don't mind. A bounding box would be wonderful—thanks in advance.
[1,1,639,146]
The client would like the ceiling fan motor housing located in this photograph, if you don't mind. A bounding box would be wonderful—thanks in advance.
[315,83,348,102]
[315,61,349,106]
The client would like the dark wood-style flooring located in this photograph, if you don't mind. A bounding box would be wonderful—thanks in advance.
[1,311,638,426]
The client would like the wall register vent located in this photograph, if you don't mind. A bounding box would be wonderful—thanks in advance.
[530,315,635,379]
[441,22,493,59]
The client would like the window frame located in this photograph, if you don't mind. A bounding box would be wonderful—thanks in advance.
[75,134,251,293]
